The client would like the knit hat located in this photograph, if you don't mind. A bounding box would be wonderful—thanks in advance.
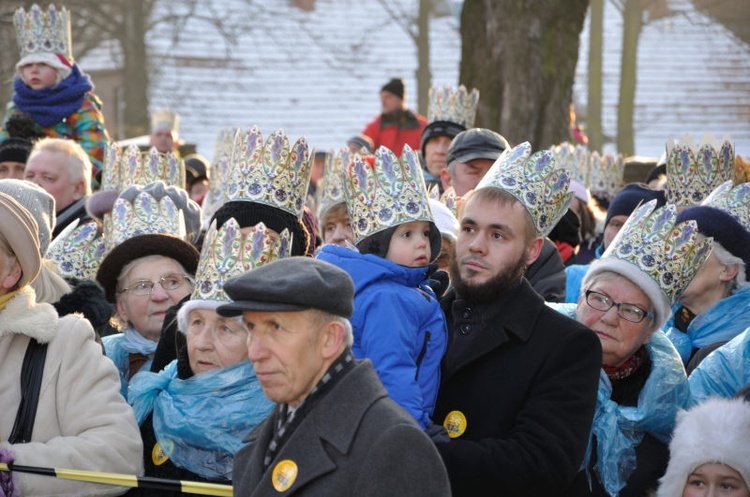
[605,183,666,228]
[429,199,459,243]
[17,51,72,83]
[0,179,55,255]
[568,179,590,204]
[184,154,211,185]
[347,135,374,154]
[0,192,41,287]
[381,78,405,100]
[0,137,33,164]
[657,397,750,497]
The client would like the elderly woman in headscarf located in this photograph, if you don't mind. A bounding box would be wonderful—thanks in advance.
[0,192,142,496]
[126,219,285,496]
[551,200,712,497]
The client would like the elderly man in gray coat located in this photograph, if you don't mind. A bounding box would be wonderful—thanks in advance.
[218,257,450,497]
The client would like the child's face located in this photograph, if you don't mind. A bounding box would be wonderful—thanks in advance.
[683,463,749,497]
[21,63,58,90]
[386,220,431,267]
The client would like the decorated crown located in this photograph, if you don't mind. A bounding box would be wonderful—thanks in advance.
[14,4,72,61]
[100,144,185,192]
[427,85,480,128]
[191,219,292,302]
[477,142,574,237]
[151,109,179,133]
[701,180,750,234]
[103,192,186,252]
[225,127,312,218]
[428,184,459,218]
[345,145,433,244]
[666,133,736,206]
[602,200,713,303]
[46,219,105,280]
[316,147,349,218]
[588,151,625,200]
[201,127,239,225]
[551,142,590,187]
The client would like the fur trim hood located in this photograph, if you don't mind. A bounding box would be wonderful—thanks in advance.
[0,287,58,343]
[657,397,750,497]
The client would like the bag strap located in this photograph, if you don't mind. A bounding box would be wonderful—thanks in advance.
[8,339,49,444]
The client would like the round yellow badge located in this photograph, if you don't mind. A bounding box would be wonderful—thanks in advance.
[272,459,298,492]
[443,410,467,439]
[152,442,169,466]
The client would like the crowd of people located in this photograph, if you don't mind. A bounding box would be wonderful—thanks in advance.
[1,4,749,497]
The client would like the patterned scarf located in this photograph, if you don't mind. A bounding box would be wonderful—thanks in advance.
[602,346,647,381]
[13,65,93,127]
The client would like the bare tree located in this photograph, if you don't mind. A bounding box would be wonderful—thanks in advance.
[587,0,605,152]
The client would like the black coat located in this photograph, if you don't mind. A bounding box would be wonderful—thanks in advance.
[525,238,567,303]
[433,278,602,497]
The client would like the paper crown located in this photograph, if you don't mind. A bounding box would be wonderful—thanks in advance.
[151,109,179,133]
[103,192,186,252]
[701,180,750,233]
[14,4,72,61]
[46,219,105,280]
[427,85,480,128]
[201,127,239,225]
[428,184,459,218]
[477,142,574,237]
[666,133,736,206]
[316,147,349,218]
[588,151,625,200]
[225,126,312,218]
[191,219,292,302]
[100,144,185,192]
[602,200,713,304]
[551,142,590,187]
[345,145,433,244]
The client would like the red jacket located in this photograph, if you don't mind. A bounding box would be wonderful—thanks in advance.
[363,109,426,155]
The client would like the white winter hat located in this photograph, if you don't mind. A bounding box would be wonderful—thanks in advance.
[429,199,458,243]
[16,52,72,84]
[657,397,750,497]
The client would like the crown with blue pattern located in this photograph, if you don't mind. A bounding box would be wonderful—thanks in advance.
[316,147,349,219]
[46,219,105,280]
[427,85,480,129]
[14,4,71,61]
[100,144,184,192]
[588,151,625,201]
[103,192,186,252]
[666,133,736,206]
[701,180,750,234]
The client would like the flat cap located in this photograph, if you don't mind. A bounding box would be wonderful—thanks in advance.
[217,257,354,318]
[447,128,509,166]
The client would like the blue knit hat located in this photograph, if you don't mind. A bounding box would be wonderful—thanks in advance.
[605,183,667,227]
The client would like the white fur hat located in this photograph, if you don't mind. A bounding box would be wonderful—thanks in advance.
[657,397,750,497]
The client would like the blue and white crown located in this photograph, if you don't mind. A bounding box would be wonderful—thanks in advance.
[14,4,72,61]
[551,142,590,187]
[701,180,750,234]
[103,192,186,252]
[201,127,240,226]
[100,144,184,192]
[589,151,625,200]
[316,147,349,218]
[477,142,573,237]
[427,85,479,128]
[46,219,105,280]
[666,133,736,206]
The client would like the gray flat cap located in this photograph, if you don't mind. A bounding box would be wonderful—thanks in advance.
[217,257,354,318]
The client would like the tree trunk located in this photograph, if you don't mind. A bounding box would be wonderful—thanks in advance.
[617,0,642,156]
[460,0,589,150]
[121,0,149,138]
[587,0,604,151]
[416,0,431,116]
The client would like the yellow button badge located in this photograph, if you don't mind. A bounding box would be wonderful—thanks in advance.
[272,459,298,492]
[443,410,467,439]
[152,442,170,466]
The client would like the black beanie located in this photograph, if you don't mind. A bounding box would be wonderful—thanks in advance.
[605,183,666,227]
[210,201,310,256]
[0,137,33,164]
[381,78,405,100]
[420,121,467,157]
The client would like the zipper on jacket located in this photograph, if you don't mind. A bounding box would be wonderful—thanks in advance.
[414,331,431,381]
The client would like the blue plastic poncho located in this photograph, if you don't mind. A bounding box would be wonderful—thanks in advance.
[689,327,750,403]
[663,283,750,364]
[129,359,274,480]
[103,330,156,399]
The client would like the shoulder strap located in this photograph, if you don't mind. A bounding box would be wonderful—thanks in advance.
[8,339,49,444]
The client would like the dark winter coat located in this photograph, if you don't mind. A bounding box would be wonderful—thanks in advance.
[525,237,567,303]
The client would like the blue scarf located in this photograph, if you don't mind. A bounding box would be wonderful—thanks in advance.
[13,64,92,127]
[129,360,274,480]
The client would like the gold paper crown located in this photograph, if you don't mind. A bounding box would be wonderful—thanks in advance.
[225,126,312,218]
[602,200,713,303]
[477,142,574,237]
[201,127,239,223]
[551,142,590,187]
[14,4,72,61]
[428,184,459,218]
[316,147,349,218]
[588,151,625,200]
[103,192,186,252]
[100,144,185,191]
[46,219,105,280]
[427,85,480,128]
[191,219,292,302]
[151,109,179,133]
[702,180,750,234]
[345,145,433,244]
[666,133,736,206]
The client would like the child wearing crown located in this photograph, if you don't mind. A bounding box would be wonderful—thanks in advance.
[0,4,110,186]
[317,146,448,433]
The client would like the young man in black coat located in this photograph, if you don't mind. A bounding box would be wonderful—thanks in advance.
[432,142,602,497]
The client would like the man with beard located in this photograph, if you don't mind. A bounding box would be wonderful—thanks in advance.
[431,142,602,497]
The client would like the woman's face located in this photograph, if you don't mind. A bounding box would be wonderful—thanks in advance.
[576,274,656,367]
[116,256,192,341]
[0,246,22,294]
[679,251,736,313]
[186,308,249,375]
[683,463,750,497]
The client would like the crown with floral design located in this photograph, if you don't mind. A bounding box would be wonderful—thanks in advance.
[701,180,750,233]
[551,142,590,187]
[225,126,312,218]
[14,4,72,61]
[427,85,479,128]
[201,127,240,225]
[345,145,433,244]
[46,219,106,280]
[100,144,185,192]
[151,109,179,133]
[428,184,459,218]
[316,147,349,218]
[477,142,574,237]
[191,219,292,302]
[666,133,736,206]
[103,192,186,252]
[588,151,625,200]
[601,200,713,303]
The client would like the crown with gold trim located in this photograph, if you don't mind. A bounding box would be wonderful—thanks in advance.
[225,126,312,218]
[14,4,72,62]
[316,147,349,219]
[151,109,179,133]
[589,151,625,200]
[100,144,185,192]
[600,200,713,304]
[551,142,590,187]
[477,142,574,237]
[666,133,736,206]
[201,127,239,225]
[428,184,459,218]
[46,219,105,280]
[191,219,292,302]
[345,145,433,244]
[427,85,479,128]
[103,192,186,252]
[701,180,750,234]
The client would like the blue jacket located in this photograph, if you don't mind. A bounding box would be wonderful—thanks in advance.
[317,244,447,429]
[689,327,750,403]
[564,244,603,303]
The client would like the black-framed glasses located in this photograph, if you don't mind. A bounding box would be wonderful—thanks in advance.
[119,273,192,297]
[585,290,654,324]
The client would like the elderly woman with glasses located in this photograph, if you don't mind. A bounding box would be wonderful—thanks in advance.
[551,201,712,497]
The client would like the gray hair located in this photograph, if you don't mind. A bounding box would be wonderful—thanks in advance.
[29,138,93,195]
[308,309,354,347]
[712,241,747,289]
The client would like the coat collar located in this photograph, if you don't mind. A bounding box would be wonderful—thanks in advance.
[0,286,58,343]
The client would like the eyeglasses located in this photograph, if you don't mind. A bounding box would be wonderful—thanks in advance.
[585,290,654,324]
[119,273,192,297]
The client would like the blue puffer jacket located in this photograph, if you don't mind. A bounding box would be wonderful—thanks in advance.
[317,244,447,429]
